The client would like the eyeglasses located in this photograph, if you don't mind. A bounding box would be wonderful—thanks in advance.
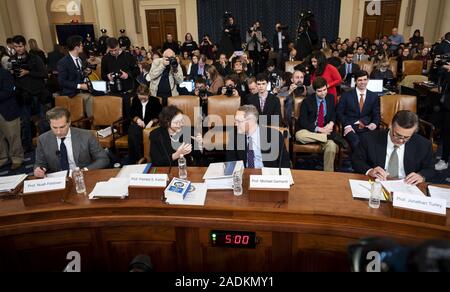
[235,118,248,125]
[392,130,412,142]
[171,119,184,126]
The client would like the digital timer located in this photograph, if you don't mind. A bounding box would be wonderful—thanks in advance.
[210,230,257,248]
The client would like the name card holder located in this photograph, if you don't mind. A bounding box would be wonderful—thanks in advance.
[248,175,290,203]
[22,178,73,207]
[128,174,168,200]
[390,193,447,226]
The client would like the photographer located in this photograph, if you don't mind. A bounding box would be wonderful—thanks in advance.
[246,21,263,74]
[199,35,215,60]
[192,77,213,117]
[149,49,184,106]
[219,13,242,58]
[295,11,319,60]
[220,74,242,101]
[11,35,49,151]
[273,22,290,71]
[101,37,140,124]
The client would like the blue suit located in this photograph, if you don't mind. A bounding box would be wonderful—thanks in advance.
[57,55,85,97]
[336,89,380,149]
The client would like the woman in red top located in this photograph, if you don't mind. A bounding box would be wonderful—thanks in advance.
[310,51,342,104]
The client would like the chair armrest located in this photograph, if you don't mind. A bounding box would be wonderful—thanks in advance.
[419,118,435,142]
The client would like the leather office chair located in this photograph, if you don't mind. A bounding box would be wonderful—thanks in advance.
[91,96,124,149]
[168,96,201,128]
[389,60,398,79]
[55,95,88,128]
[355,61,374,76]
[403,60,423,77]
[285,61,303,73]
[138,127,159,164]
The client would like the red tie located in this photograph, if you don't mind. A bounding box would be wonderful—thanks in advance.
[318,101,325,128]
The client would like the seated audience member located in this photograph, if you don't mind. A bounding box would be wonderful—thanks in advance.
[370,61,395,80]
[414,47,432,75]
[338,50,361,82]
[34,107,109,178]
[295,77,343,172]
[352,110,434,184]
[337,70,381,150]
[193,77,213,117]
[243,77,258,106]
[226,105,290,169]
[0,67,23,170]
[150,106,202,167]
[205,65,224,96]
[328,50,343,69]
[187,54,208,81]
[245,73,281,126]
[181,33,199,57]
[220,74,244,101]
[214,53,231,77]
[353,45,370,62]
[128,85,162,164]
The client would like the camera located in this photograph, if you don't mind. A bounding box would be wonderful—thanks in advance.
[269,72,280,88]
[225,85,235,97]
[435,54,450,67]
[110,71,123,92]
[198,88,208,99]
[168,57,179,71]
[295,82,305,95]
[8,56,29,78]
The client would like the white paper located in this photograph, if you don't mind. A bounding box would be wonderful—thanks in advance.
[380,180,424,197]
[249,175,290,190]
[428,186,450,208]
[349,180,389,202]
[24,177,66,194]
[97,127,117,138]
[91,81,107,92]
[116,164,150,179]
[262,168,294,185]
[393,192,447,215]
[0,174,27,192]
[88,180,129,200]
[202,161,244,180]
[165,183,207,206]
[46,170,72,179]
[205,178,233,190]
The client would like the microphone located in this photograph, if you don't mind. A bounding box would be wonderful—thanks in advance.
[278,129,288,175]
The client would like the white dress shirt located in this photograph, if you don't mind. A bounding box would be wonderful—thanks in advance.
[278,32,283,50]
[248,127,264,169]
[57,128,77,170]
[69,53,83,89]
[384,130,406,179]
[141,100,149,120]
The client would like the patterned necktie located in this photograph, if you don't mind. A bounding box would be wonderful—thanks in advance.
[247,136,255,169]
[359,93,365,113]
[387,146,399,179]
[317,101,325,128]
[60,137,70,171]
[347,64,351,76]
[260,98,266,113]
[75,58,82,71]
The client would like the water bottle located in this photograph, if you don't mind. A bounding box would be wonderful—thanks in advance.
[369,179,382,209]
[178,155,188,180]
[233,170,243,197]
[73,167,86,195]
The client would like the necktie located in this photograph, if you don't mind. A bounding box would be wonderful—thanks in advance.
[59,137,70,171]
[75,58,82,71]
[260,98,266,112]
[387,146,399,179]
[317,101,325,128]
[247,136,255,169]
[358,55,361,62]
[347,64,351,76]
[359,93,365,113]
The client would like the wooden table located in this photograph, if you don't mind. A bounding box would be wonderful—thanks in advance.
[0,168,449,272]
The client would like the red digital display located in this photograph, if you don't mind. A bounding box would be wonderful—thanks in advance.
[211,230,257,248]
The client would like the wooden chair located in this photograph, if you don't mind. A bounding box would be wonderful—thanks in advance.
[403,60,423,77]
[55,95,88,128]
[285,61,303,73]
[91,96,125,149]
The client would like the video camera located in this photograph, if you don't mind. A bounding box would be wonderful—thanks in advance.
[297,10,314,33]
[8,56,30,78]
[110,71,123,92]
[435,53,450,67]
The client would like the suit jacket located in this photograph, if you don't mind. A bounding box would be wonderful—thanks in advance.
[130,96,162,125]
[47,50,65,73]
[57,55,85,97]
[336,89,381,130]
[0,67,20,121]
[352,130,435,181]
[246,93,281,126]
[273,31,290,54]
[352,54,370,62]
[34,127,110,173]
[298,94,336,133]
[226,126,290,169]
[150,127,201,167]
[338,62,361,80]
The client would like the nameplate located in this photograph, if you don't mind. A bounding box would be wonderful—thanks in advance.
[24,177,66,194]
[249,175,290,190]
[393,192,447,216]
[129,174,168,188]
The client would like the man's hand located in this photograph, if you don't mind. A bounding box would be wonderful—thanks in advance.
[366,123,377,131]
[79,83,89,91]
[368,167,389,181]
[146,120,154,129]
[34,167,47,178]
[288,83,298,95]
[343,126,355,137]
[137,119,145,128]
[163,57,170,67]
[120,70,129,80]
[107,73,114,82]
[443,64,450,72]
[318,127,332,135]
[19,69,30,77]
[325,122,334,132]
[405,172,425,185]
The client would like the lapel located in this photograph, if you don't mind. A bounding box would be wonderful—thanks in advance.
[254,95,262,113]
[352,90,361,114]
[49,132,60,170]
[403,136,416,175]
[71,128,80,165]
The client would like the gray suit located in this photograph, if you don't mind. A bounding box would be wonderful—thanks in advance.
[353,54,370,62]
[34,127,110,173]
[246,30,263,52]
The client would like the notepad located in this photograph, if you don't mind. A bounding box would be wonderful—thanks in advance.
[116,164,152,178]
[165,183,207,206]
[380,180,424,197]
[88,178,129,200]
[0,174,27,192]
[428,186,450,208]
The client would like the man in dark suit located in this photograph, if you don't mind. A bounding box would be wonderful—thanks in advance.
[353,111,435,185]
[273,23,290,71]
[34,107,109,178]
[226,105,290,169]
[245,73,281,126]
[435,32,450,56]
[338,50,361,82]
[128,85,162,164]
[337,70,380,150]
[295,77,339,172]
[0,67,23,170]
[57,35,94,117]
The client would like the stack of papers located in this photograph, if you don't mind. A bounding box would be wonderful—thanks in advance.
[116,164,152,178]
[0,174,27,192]
[165,183,207,206]
[89,178,129,200]
[349,180,389,201]
[164,178,191,203]
[428,186,450,208]
[262,168,294,185]
[97,127,117,138]
[380,180,424,197]
[203,161,244,190]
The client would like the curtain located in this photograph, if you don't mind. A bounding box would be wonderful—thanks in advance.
[197,0,341,45]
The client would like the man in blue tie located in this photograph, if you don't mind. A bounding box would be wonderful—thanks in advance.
[33,107,109,178]
[338,50,360,84]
